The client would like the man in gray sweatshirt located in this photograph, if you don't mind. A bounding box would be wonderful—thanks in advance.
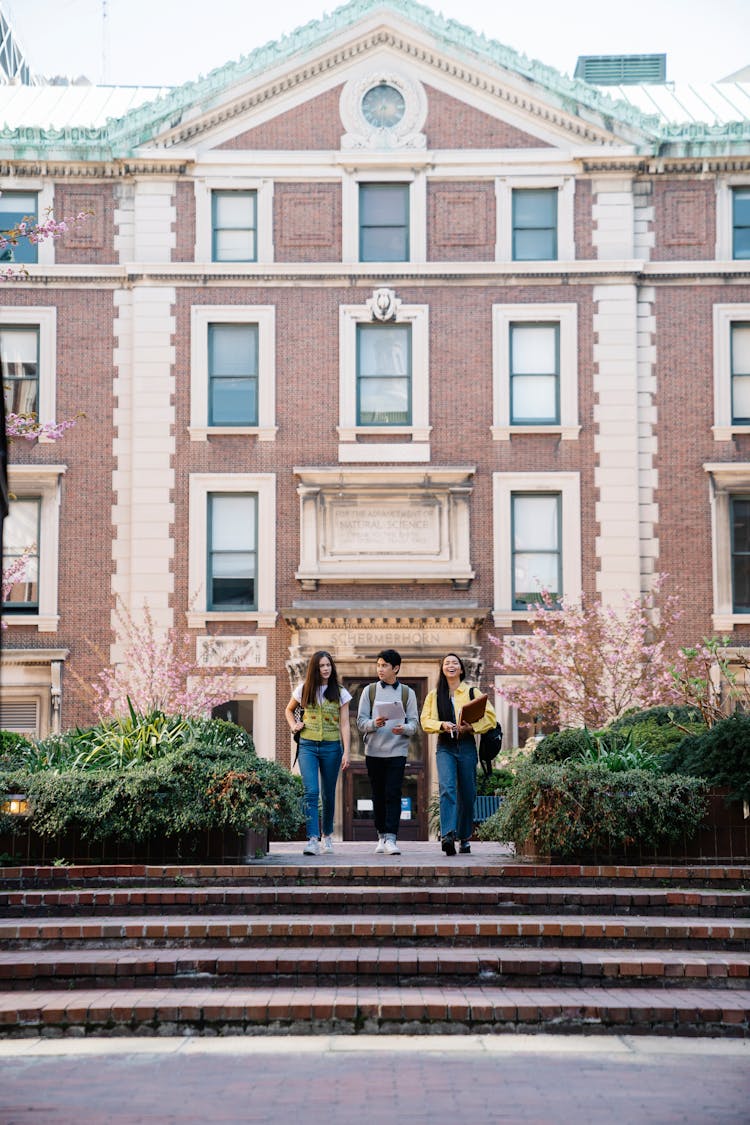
[357,649,420,855]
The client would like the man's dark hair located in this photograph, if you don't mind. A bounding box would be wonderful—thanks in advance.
[376,649,401,669]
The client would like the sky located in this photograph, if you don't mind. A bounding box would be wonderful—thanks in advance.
[5,0,750,88]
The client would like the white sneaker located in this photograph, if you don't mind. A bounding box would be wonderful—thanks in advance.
[322,835,334,854]
[384,837,401,856]
[303,838,319,856]
[374,835,386,854]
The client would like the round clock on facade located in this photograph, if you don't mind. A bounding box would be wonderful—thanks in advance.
[361,83,406,129]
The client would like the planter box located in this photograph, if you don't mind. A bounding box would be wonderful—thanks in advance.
[0,823,269,866]
[515,787,750,864]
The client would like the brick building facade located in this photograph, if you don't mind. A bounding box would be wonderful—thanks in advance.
[2,0,750,840]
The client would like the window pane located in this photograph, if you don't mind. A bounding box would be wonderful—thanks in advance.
[513,228,556,260]
[513,189,557,226]
[360,227,409,261]
[211,379,257,425]
[360,185,408,224]
[210,495,256,549]
[212,191,256,262]
[2,499,39,609]
[514,495,559,550]
[359,377,410,423]
[214,230,256,261]
[732,324,750,375]
[359,325,409,375]
[735,229,750,260]
[214,192,255,227]
[357,324,411,425]
[0,327,39,415]
[210,325,258,375]
[734,190,750,225]
[514,552,559,599]
[208,494,257,610]
[732,498,750,612]
[511,375,558,422]
[0,192,38,265]
[511,325,557,374]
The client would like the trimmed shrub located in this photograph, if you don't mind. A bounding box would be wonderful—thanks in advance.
[475,767,515,796]
[478,761,708,857]
[609,706,707,757]
[661,713,750,803]
[528,728,593,764]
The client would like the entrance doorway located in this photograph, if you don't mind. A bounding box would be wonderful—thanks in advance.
[342,675,428,841]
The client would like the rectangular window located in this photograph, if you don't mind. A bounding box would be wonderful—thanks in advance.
[511,492,561,608]
[0,326,39,416]
[211,190,257,262]
[359,184,409,262]
[207,493,257,610]
[0,191,38,265]
[208,324,259,426]
[733,188,750,260]
[512,188,558,261]
[731,323,750,424]
[731,496,750,613]
[356,323,411,425]
[510,322,559,424]
[2,498,40,613]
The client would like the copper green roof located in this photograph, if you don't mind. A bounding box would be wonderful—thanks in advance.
[0,0,748,161]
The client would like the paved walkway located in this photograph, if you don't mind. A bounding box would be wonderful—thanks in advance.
[261,839,517,866]
[0,1035,747,1124]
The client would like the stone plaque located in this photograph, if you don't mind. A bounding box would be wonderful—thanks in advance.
[330,503,439,555]
[196,636,267,668]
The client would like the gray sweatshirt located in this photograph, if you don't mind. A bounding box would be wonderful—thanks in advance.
[357,679,420,758]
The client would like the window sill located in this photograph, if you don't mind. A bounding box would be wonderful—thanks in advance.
[492,425,581,441]
[2,614,59,633]
[712,613,750,631]
[186,611,277,629]
[492,608,548,627]
[713,425,750,441]
[189,426,278,442]
[337,426,431,441]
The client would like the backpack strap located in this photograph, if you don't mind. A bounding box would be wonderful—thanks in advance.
[369,681,410,712]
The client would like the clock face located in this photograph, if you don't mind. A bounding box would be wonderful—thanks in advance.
[361,83,406,129]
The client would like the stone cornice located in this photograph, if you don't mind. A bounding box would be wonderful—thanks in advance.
[281,605,490,629]
[0,648,69,666]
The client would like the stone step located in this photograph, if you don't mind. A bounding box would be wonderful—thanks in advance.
[3,860,749,890]
[2,913,749,950]
[0,945,747,991]
[3,884,748,918]
[0,984,747,1037]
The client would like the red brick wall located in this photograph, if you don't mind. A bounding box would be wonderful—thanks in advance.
[172,182,196,262]
[427,181,495,261]
[218,86,344,150]
[652,181,716,261]
[53,184,115,266]
[274,183,341,262]
[574,179,595,259]
[424,84,551,149]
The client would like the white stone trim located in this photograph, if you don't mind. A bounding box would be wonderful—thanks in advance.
[194,177,274,264]
[712,303,750,439]
[495,175,574,262]
[132,180,176,264]
[187,472,276,628]
[339,68,427,150]
[0,306,57,432]
[338,296,430,457]
[341,170,426,264]
[591,178,635,261]
[491,302,579,439]
[637,286,659,583]
[5,465,66,633]
[492,471,581,626]
[189,304,276,440]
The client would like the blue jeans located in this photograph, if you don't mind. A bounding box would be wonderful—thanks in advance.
[297,738,343,838]
[436,739,477,843]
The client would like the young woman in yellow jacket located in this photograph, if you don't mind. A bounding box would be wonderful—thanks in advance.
[420,652,497,856]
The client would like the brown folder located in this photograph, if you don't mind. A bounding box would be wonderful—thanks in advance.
[459,692,487,726]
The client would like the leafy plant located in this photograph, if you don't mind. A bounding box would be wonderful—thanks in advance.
[475,767,515,796]
[478,761,708,857]
[660,713,750,803]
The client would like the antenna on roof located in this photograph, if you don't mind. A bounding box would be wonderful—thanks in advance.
[101,0,110,85]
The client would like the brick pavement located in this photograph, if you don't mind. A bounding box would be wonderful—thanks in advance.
[0,1035,747,1124]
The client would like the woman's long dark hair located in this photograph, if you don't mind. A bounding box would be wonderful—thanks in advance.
[300,650,342,709]
[436,652,466,722]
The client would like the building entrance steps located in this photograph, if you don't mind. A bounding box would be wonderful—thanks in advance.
[0,842,748,1037]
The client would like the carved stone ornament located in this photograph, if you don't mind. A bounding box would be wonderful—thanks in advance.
[340,70,427,150]
[366,287,401,322]
[196,636,267,668]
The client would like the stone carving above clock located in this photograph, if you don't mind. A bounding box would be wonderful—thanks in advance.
[340,70,427,150]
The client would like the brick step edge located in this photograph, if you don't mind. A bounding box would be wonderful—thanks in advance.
[0,986,747,1038]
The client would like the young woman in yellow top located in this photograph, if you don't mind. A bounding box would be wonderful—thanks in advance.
[420,652,496,856]
[285,650,351,857]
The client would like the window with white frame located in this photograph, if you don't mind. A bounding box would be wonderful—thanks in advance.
[731,496,750,613]
[703,463,750,628]
[511,492,562,608]
[189,305,275,440]
[3,465,66,632]
[187,473,276,628]
[341,173,426,264]
[712,304,750,439]
[492,303,578,439]
[193,180,273,263]
[493,471,581,625]
[338,291,429,461]
[359,183,409,262]
[0,191,38,264]
[0,307,56,432]
[495,178,574,262]
[211,190,256,262]
[733,188,750,260]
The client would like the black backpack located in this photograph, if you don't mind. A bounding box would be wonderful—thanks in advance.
[470,687,503,777]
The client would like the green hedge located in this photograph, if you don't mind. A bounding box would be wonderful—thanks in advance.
[661,713,750,803]
[0,716,303,843]
[478,761,708,857]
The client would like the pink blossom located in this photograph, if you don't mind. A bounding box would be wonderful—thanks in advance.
[5,412,81,443]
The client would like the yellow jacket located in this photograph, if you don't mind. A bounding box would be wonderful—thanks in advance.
[421,681,496,736]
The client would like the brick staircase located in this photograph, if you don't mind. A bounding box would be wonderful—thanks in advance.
[0,843,748,1038]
